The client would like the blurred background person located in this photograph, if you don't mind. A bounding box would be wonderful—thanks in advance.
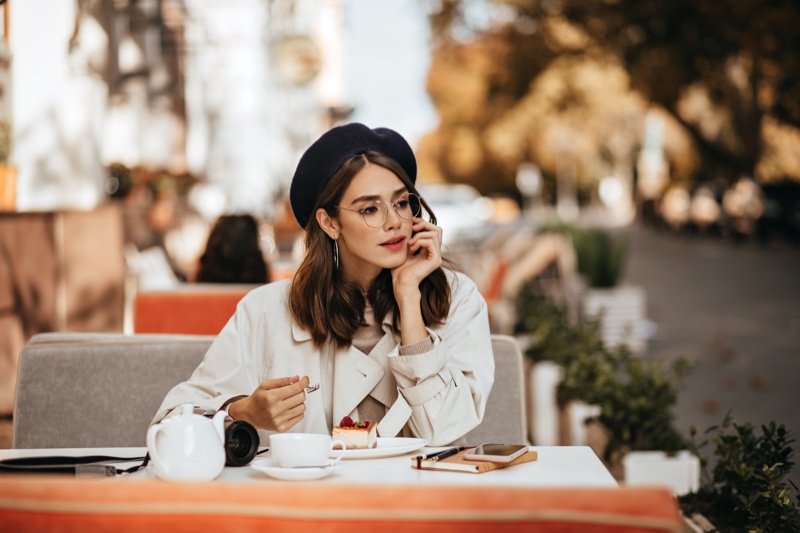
[722,177,765,240]
[195,214,270,284]
[689,185,722,235]
[660,185,692,233]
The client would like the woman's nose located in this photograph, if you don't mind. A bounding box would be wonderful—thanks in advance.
[383,204,403,228]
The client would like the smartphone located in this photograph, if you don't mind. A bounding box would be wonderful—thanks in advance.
[463,443,528,463]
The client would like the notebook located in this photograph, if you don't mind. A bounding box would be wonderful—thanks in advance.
[411,448,538,473]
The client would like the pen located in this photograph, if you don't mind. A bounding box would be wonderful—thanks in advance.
[430,446,465,461]
[416,446,468,463]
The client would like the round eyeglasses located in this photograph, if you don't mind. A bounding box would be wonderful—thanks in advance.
[337,193,422,228]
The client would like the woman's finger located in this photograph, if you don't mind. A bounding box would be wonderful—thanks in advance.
[412,218,440,236]
[412,232,441,257]
[257,376,297,391]
[410,227,442,248]
[273,403,307,432]
[411,220,442,249]
[258,375,309,402]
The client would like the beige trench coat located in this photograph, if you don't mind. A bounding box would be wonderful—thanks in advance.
[152,270,494,446]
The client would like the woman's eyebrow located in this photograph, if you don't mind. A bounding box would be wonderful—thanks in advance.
[350,187,408,204]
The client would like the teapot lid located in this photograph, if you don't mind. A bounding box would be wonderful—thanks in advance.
[168,403,204,422]
[162,403,217,426]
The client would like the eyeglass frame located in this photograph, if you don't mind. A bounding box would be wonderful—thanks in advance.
[335,192,423,228]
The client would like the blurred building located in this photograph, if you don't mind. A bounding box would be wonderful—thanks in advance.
[3,0,435,218]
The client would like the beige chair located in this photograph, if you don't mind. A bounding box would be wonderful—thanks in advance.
[464,334,528,445]
[14,332,527,449]
[13,333,212,448]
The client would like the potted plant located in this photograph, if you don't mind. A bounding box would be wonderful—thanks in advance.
[515,287,692,477]
[539,223,646,354]
[571,226,628,289]
[679,412,800,532]
[0,120,16,211]
[515,289,593,446]
[536,222,628,288]
[570,341,692,477]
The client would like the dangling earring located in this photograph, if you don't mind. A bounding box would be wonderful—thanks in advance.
[333,239,339,268]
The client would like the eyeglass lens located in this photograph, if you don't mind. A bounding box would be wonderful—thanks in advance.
[361,193,421,227]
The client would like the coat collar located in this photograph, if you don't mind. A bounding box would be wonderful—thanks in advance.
[291,320,312,342]
[290,308,396,343]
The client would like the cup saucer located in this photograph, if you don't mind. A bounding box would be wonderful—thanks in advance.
[251,458,339,481]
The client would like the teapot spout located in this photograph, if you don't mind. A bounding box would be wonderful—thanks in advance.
[212,409,228,443]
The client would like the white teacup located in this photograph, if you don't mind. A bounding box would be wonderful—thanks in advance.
[270,433,346,468]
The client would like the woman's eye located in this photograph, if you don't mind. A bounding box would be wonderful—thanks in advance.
[360,205,379,215]
[395,199,410,209]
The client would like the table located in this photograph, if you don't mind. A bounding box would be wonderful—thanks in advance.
[0,445,618,487]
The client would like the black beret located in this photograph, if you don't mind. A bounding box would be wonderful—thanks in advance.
[289,123,417,228]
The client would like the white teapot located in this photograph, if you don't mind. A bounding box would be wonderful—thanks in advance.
[146,403,227,482]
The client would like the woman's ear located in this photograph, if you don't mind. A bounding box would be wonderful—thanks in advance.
[316,208,339,239]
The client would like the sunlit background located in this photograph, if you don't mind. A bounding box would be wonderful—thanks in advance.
[1,0,799,486]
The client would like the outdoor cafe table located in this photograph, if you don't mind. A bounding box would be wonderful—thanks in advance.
[0,445,618,486]
[0,446,686,533]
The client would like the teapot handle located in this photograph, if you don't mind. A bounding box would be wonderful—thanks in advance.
[146,424,169,477]
[212,410,228,443]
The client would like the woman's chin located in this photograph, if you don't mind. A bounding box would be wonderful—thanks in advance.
[383,255,410,270]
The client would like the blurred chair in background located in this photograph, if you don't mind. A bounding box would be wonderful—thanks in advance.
[479,230,579,334]
[131,284,257,335]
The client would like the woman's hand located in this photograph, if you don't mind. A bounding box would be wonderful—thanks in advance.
[391,217,443,293]
[392,218,442,346]
[228,375,310,432]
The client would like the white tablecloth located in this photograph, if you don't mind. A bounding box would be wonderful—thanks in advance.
[0,445,617,487]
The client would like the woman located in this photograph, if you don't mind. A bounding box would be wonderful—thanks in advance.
[195,213,270,284]
[153,123,494,446]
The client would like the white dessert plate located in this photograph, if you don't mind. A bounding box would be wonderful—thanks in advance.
[251,458,339,481]
[329,437,428,460]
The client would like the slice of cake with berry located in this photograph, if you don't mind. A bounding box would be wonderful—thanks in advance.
[332,416,377,449]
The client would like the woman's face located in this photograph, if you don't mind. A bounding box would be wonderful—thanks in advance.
[334,163,414,287]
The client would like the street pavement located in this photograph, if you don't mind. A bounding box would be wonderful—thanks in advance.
[623,223,800,484]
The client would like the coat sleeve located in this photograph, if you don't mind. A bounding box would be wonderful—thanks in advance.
[387,272,495,445]
[150,288,270,425]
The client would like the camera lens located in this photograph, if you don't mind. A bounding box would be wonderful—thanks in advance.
[223,420,259,467]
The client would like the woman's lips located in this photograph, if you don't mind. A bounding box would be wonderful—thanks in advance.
[380,236,406,251]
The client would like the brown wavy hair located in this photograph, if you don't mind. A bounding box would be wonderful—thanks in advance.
[289,151,451,347]
[196,214,270,284]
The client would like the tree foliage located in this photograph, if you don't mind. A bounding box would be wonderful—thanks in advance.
[424,0,800,193]
[556,0,800,179]
[423,11,568,195]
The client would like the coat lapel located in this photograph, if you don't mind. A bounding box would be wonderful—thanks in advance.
[366,331,400,407]
[332,344,385,424]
